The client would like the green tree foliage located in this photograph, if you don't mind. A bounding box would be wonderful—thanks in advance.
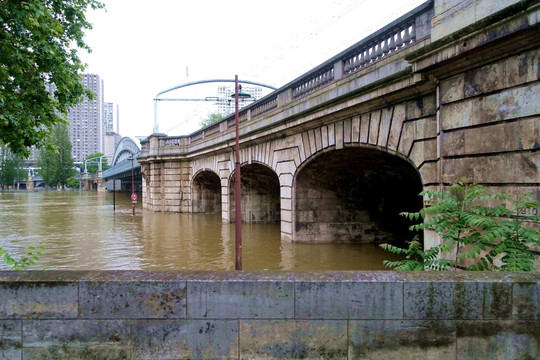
[37,124,74,188]
[84,152,110,173]
[381,179,540,271]
[0,0,104,157]
[66,176,79,189]
[0,143,26,189]
[199,113,224,128]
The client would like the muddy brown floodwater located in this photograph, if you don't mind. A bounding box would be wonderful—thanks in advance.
[0,191,402,270]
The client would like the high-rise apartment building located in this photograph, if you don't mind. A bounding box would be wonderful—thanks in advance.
[216,85,262,116]
[67,74,104,163]
[104,102,120,134]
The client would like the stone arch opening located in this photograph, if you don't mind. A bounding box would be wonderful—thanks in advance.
[230,163,280,223]
[294,147,423,245]
[192,170,221,213]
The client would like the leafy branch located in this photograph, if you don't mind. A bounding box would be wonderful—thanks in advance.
[381,179,539,271]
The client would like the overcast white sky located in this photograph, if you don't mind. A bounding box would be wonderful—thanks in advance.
[80,0,427,139]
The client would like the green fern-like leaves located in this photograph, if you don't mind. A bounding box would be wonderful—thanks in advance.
[380,178,539,271]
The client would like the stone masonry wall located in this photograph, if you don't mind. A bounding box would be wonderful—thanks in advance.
[0,271,538,359]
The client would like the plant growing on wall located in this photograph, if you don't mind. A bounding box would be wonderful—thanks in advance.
[0,245,44,270]
[381,179,540,271]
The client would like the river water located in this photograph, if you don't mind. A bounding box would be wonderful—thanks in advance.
[0,191,401,270]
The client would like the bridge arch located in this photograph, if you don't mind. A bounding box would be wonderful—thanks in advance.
[192,169,221,214]
[229,161,280,223]
[293,144,423,245]
[111,137,141,166]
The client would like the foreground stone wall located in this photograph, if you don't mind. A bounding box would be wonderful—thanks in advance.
[0,271,538,359]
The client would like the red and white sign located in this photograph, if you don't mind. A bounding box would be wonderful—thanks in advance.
[131,193,138,202]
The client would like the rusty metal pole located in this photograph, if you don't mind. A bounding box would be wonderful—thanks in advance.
[234,75,242,270]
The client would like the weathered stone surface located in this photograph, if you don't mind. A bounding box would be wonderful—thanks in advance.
[512,282,539,320]
[80,281,187,319]
[22,320,131,359]
[188,281,294,319]
[0,320,21,359]
[442,152,540,183]
[131,320,238,360]
[240,320,347,359]
[295,281,402,319]
[456,320,539,360]
[404,281,512,320]
[349,320,456,360]
[0,283,77,319]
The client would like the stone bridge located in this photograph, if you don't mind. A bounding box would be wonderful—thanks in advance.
[139,0,540,246]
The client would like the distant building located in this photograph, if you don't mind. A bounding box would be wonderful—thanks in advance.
[103,132,122,158]
[216,85,262,116]
[67,74,104,163]
[104,102,120,134]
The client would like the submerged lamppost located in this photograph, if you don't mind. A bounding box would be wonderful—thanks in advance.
[128,156,136,216]
[232,75,251,270]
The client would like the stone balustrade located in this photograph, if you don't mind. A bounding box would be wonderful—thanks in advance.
[141,1,433,155]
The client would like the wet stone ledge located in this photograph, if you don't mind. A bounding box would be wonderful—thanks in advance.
[0,271,538,359]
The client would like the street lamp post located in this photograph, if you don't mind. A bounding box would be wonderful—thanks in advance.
[232,75,252,270]
[234,75,242,270]
[130,157,135,216]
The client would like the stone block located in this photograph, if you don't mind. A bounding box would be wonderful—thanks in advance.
[404,281,512,320]
[349,320,456,360]
[310,129,319,153]
[351,115,361,143]
[131,320,238,360]
[240,320,347,359]
[188,281,294,319]
[456,320,539,359]
[440,74,465,104]
[512,282,538,320]
[0,283,78,319]
[79,281,187,319]
[22,320,131,359]
[321,125,329,148]
[505,48,540,88]
[295,281,402,319]
[280,186,292,199]
[378,107,393,148]
[387,104,406,151]
[0,320,21,359]
[398,120,416,157]
[275,160,297,176]
[313,127,323,151]
[327,123,336,147]
[369,110,381,145]
[464,62,505,98]
[406,95,437,121]
[359,113,370,143]
[279,173,293,187]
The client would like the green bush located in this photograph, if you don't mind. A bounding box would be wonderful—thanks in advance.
[381,179,540,271]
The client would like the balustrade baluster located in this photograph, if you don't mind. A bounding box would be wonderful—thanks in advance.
[375,42,383,58]
[382,37,389,54]
[389,33,396,52]
[403,26,411,44]
[396,30,404,47]
[410,23,416,41]
[370,46,377,61]
[359,51,365,66]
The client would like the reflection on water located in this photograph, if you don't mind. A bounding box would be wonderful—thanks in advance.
[0,191,401,270]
